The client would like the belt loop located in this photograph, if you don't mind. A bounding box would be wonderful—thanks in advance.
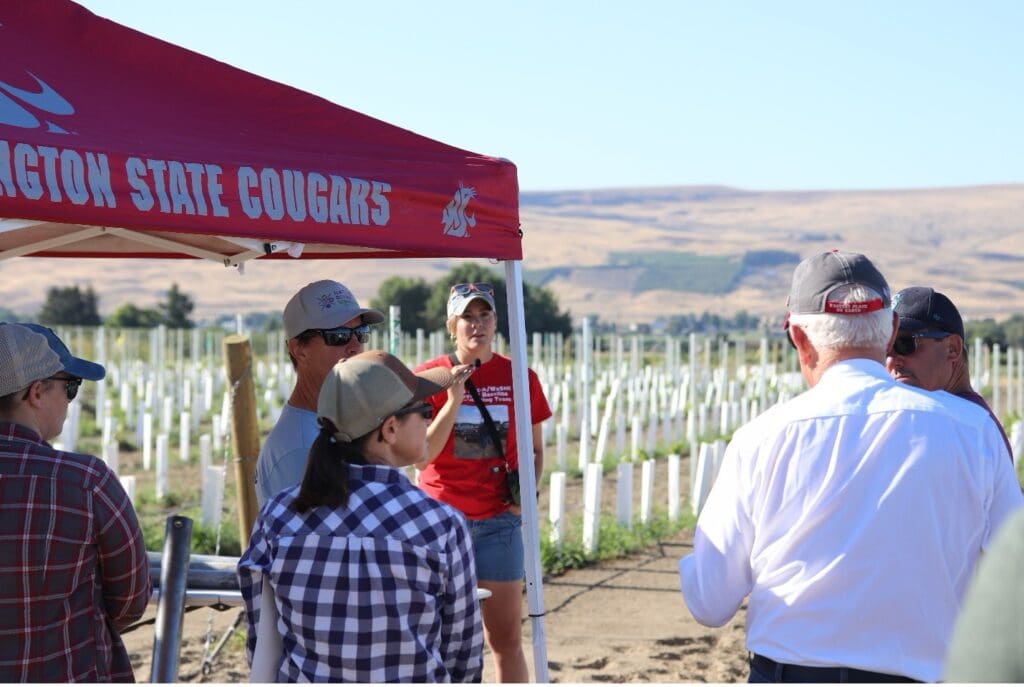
[839,667,849,682]
[774,659,784,682]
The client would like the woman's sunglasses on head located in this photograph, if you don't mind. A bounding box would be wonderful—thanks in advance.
[304,324,371,347]
[450,282,494,297]
[890,331,950,357]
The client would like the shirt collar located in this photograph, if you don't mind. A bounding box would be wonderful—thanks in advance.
[348,462,411,485]
[818,357,891,385]
[0,421,46,444]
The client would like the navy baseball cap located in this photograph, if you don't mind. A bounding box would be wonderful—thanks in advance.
[892,287,964,339]
[17,323,105,381]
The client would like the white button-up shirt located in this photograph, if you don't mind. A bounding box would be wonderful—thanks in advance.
[679,358,1023,682]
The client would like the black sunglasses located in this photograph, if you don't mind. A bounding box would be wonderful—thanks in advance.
[305,324,371,347]
[786,327,797,350]
[890,331,950,357]
[394,402,433,420]
[450,282,495,298]
[49,375,83,401]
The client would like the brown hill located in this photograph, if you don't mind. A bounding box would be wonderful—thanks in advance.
[3,184,1022,327]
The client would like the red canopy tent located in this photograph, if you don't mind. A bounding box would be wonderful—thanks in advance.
[0,0,549,679]
[0,1,521,263]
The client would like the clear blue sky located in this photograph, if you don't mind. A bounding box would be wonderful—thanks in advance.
[77,1,1023,193]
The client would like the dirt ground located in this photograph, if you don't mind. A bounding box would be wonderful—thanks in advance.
[123,526,749,683]
[116,426,750,683]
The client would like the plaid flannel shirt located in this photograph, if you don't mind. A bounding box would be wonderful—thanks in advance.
[0,422,151,682]
[238,463,483,682]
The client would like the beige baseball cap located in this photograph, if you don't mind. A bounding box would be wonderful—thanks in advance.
[283,280,385,339]
[318,350,454,442]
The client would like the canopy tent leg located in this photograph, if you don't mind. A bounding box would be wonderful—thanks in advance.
[502,259,549,683]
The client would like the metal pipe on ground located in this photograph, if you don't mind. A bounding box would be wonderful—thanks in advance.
[150,516,193,683]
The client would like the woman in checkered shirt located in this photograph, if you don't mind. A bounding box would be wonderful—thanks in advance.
[238,351,483,682]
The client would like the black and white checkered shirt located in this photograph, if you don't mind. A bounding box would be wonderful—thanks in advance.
[238,463,483,682]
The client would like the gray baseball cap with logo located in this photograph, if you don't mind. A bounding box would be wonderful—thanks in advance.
[318,350,454,442]
[786,250,891,317]
[0,322,105,397]
[283,280,385,339]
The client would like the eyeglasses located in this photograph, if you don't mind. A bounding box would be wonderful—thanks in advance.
[49,375,83,401]
[450,282,495,298]
[782,313,797,350]
[393,402,433,420]
[785,327,797,350]
[890,331,950,357]
[305,324,371,347]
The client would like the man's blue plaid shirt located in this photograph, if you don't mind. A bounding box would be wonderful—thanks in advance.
[238,462,483,682]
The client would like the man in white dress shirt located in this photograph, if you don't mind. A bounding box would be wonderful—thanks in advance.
[678,250,1023,682]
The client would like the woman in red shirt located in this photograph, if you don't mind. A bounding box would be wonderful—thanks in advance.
[415,282,551,683]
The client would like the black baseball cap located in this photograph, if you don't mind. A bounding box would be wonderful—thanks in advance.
[786,250,891,319]
[892,286,964,339]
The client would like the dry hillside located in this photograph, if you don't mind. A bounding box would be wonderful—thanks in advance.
[3,184,1022,327]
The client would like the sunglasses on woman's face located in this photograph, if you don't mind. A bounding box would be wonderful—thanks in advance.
[307,324,371,347]
[394,402,433,420]
[450,282,494,298]
[889,331,950,357]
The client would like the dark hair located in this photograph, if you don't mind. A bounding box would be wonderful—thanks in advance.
[292,418,371,512]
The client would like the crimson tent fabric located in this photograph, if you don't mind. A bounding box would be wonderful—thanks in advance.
[0,0,520,260]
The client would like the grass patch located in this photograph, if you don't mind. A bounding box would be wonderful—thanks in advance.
[142,515,242,557]
[610,251,742,295]
[540,509,696,576]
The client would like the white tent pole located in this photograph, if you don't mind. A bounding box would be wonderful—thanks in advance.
[502,259,549,683]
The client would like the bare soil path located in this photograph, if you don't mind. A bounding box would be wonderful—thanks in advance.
[124,525,749,683]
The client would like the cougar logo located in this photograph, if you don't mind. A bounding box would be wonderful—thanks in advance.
[0,71,75,134]
[442,183,477,237]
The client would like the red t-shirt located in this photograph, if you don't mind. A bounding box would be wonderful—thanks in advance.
[415,353,552,520]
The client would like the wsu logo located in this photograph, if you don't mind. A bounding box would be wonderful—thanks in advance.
[0,71,75,134]
[442,183,477,237]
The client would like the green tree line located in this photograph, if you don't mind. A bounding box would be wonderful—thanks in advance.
[370,264,572,338]
[35,283,195,328]
[965,314,1024,349]
[24,266,573,338]
[24,275,1023,347]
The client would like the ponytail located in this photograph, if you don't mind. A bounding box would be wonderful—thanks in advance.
[293,420,369,512]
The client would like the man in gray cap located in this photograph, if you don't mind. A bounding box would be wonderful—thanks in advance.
[0,323,150,682]
[678,251,1022,682]
[255,280,384,505]
[886,285,1011,458]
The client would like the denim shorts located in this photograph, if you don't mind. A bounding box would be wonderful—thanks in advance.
[467,510,524,582]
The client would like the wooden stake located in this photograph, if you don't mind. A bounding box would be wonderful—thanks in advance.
[223,334,261,543]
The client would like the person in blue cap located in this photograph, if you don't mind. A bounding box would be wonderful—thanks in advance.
[0,322,150,682]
